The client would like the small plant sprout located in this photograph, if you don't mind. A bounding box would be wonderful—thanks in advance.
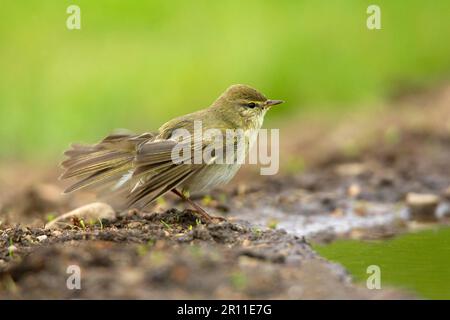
[195,218,202,226]
[97,218,104,230]
[79,219,86,230]
[160,220,171,229]
[267,219,279,229]
[8,238,16,258]
[46,213,56,222]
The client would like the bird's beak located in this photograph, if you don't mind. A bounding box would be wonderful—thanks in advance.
[265,99,284,107]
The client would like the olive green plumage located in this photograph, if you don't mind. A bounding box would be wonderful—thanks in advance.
[61,84,283,210]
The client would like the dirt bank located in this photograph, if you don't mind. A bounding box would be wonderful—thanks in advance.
[1,84,449,299]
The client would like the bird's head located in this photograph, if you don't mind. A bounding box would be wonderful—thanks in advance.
[211,84,284,128]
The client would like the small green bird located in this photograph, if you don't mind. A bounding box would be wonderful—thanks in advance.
[61,84,283,222]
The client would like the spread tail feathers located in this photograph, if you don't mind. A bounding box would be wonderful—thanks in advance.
[60,132,153,194]
[60,131,205,211]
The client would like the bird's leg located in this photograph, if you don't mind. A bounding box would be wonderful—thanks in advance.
[171,189,225,223]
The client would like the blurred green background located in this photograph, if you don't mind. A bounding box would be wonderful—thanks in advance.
[1,0,449,158]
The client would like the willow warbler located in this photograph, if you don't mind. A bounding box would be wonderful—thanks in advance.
[61,84,284,222]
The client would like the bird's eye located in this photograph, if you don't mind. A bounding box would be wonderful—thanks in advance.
[247,102,257,108]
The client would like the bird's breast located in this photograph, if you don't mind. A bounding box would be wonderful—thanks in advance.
[181,163,241,194]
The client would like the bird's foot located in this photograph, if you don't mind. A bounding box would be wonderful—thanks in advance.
[171,188,226,223]
[193,208,226,224]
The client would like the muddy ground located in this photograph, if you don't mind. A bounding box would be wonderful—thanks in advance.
[0,84,449,299]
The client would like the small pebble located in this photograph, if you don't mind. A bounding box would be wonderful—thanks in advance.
[330,208,344,217]
[45,202,116,229]
[127,221,142,229]
[349,229,364,239]
[436,203,450,219]
[406,193,439,222]
[347,184,361,198]
[175,232,193,242]
[37,235,48,242]
[353,203,367,216]
[51,230,62,237]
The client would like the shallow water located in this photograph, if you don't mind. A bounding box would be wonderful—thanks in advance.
[238,199,408,238]
[313,227,450,299]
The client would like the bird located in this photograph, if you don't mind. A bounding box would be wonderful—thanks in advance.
[60,84,284,222]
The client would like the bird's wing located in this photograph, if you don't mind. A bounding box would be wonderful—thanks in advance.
[127,138,207,209]
[125,114,241,209]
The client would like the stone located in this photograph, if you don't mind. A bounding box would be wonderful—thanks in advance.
[36,235,48,242]
[347,184,361,198]
[45,202,116,229]
[406,193,439,222]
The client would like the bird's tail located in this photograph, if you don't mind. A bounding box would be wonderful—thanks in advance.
[60,131,154,194]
